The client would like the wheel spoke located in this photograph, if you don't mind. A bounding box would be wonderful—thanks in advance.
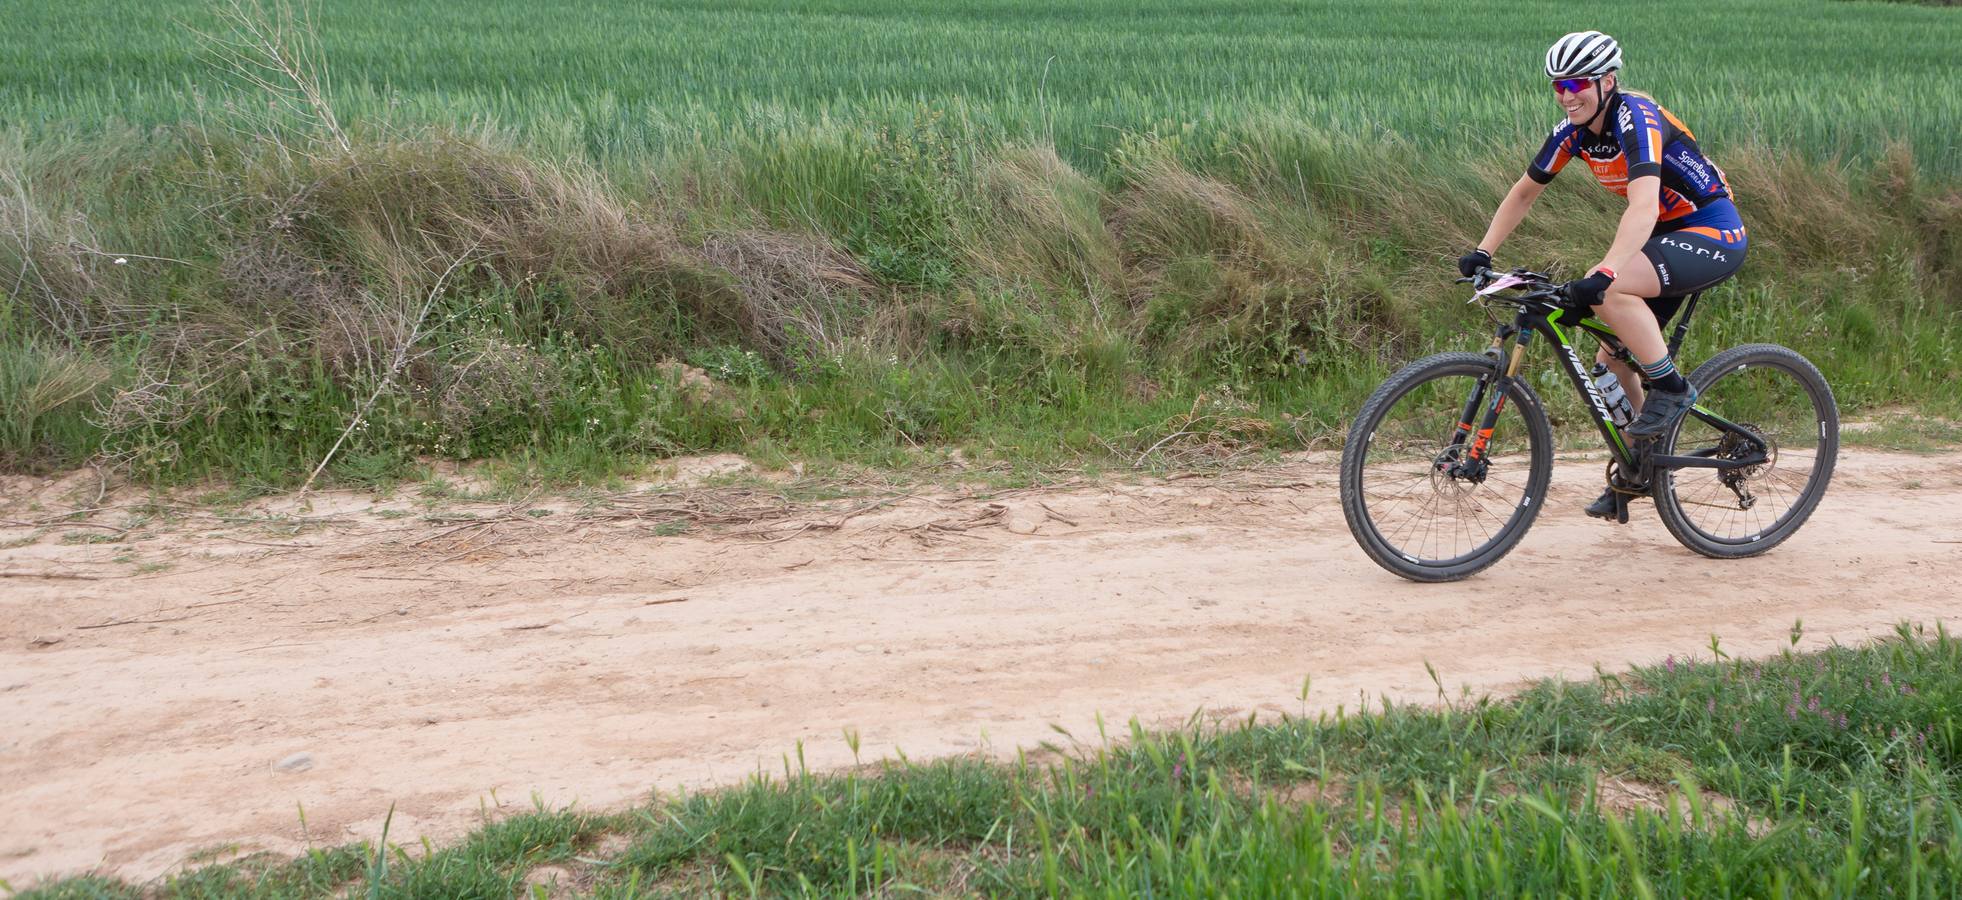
[1348,360,1544,569]
[1658,352,1835,549]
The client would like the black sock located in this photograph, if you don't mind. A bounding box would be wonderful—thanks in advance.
[1639,355,1689,394]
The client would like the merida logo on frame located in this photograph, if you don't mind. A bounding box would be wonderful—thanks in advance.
[1562,341,1613,425]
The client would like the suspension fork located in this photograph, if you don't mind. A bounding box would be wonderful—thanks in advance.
[1451,322,1530,461]
[1470,325,1532,460]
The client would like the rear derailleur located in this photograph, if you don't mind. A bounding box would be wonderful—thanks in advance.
[1714,425,1765,510]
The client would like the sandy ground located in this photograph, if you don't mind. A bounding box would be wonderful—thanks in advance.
[2,448,1959,886]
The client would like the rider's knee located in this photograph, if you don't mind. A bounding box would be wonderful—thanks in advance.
[1599,288,1647,309]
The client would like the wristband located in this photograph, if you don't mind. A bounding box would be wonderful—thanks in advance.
[1595,265,1617,280]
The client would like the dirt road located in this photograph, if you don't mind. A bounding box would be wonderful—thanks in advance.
[3,449,1959,884]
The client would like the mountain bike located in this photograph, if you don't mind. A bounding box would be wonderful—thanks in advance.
[1339,267,1838,582]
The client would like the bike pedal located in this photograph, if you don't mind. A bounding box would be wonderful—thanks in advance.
[1614,492,1630,525]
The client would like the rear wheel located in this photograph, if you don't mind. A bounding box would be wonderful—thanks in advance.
[1653,343,1838,558]
[1340,352,1554,582]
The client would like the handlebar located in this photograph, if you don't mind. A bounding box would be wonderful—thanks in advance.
[1460,265,1573,309]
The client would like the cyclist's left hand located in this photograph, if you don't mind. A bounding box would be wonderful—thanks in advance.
[1561,271,1614,309]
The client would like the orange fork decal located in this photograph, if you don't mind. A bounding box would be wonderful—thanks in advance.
[1467,396,1509,460]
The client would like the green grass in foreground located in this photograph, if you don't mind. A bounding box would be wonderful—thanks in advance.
[13,623,1960,897]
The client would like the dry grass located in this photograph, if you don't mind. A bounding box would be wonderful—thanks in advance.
[700,227,875,368]
[969,145,1126,302]
[1128,392,1276,468]
[1109,152,1277,279]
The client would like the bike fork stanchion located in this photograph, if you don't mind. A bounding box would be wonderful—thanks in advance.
[1467,327,1532,465]
[1453,323,1519,451]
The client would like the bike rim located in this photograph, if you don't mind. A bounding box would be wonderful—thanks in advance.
[1664,360,1831,544]
[1357,370,1539,567]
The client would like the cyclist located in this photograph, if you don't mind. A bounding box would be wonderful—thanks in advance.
[1456,31,1748,519]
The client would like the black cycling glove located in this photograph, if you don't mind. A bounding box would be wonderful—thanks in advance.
[1562,271,1615,309]
[1457,248,1493,278]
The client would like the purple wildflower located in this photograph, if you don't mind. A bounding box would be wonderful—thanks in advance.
[1838,714,1849,730]
[1171,763,1183,781]
[1733,720,1745,737]
[1808,696,1821,713]
[1706,697,1718,714]
[1901,683,1915,696]
[1787,705,1800,721]
[1666,655,1677,674]
[1882,673,1892,688]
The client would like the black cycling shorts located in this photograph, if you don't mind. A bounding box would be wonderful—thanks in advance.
[1640,225,1748,324]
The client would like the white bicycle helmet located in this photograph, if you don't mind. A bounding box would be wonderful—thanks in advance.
[1544,31,1623,80]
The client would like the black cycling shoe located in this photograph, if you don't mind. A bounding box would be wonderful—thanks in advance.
[1584,487,1644,520]
[1626,385,1698,440]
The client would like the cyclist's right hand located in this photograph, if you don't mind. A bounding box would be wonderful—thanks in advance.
[1457,248,1493,278]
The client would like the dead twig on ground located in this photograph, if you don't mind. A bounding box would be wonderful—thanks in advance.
[720,496,899,544]
[76,614,195,630]
[1038,502,1078,527]
[237,641,319,652]
[856,556,998,563]
[1,518,128,533]
[215,536,318,549]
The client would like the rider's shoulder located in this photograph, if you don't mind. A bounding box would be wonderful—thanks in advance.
[1542,119,1581,143]
[1618,90,1668,116]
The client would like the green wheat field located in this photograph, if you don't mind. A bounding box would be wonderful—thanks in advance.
[6,0,1959,171]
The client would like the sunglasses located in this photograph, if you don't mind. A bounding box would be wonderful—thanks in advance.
[1552,77,1596,95]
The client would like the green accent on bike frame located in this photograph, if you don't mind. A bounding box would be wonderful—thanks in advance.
[1547,310,1630,455]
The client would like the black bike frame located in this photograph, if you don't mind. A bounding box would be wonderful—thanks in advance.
[1446,291,1770,488]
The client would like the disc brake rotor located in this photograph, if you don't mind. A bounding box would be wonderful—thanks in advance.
[1716,423,1772,508]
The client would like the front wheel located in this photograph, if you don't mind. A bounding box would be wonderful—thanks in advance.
[1653,343,1838,558]
[1340,352,1554,582]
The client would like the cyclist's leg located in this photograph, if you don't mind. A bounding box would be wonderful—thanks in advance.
[1625,228,1749,434]
[1595,263,1664,353]
[1598,228,1751,378]
[1643,227,1750,298]
[1593,263,1670,405]
[1595,294,1687,412]
[1613,227,1749,403]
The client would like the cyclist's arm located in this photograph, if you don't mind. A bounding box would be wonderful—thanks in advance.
[1597,175,1661,276]
[1474,175,1548,255]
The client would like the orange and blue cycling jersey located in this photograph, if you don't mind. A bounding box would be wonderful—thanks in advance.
[1527,90,1744,245]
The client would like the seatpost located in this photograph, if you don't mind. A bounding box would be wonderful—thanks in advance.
[1666,292,1703,359]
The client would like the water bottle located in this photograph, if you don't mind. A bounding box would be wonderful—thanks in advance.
[1591,363,1635,427]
